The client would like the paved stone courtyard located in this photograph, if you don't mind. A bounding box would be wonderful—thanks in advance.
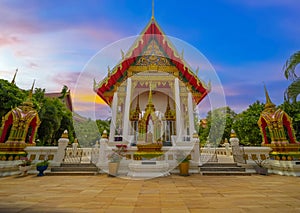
[0,174,299,213]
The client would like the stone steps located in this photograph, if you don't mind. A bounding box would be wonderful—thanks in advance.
[49,163,99,176]
[200,163,250,176]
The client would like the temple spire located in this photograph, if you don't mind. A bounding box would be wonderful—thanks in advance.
[22,79,35,107]
[151,0,155,20]
[264,84,275,109]
[11,68,18,84]
[29,79,35,100]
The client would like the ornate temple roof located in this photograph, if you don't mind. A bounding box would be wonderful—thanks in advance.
[94,18,210,106]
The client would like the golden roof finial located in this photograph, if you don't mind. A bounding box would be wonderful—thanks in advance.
[22,79,35,108]
[151,0,155,20]
[121,49,124,59]
[195,67,199,76]
[264,84,275,109]
[11,68,18,84]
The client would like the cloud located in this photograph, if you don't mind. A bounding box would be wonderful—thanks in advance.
[0,36,22,46]
[52,71,81,91]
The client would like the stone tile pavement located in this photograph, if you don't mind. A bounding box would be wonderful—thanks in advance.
[0,174,299,213]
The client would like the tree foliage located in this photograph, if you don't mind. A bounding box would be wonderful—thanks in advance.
[232,101,265,146]
[0,79,25,124]
[279,101,300,141]
[283,51,300,102]
[96,119,110,136]
[199,106,236,146]
[73,118,100,147]
[36,94,74,146]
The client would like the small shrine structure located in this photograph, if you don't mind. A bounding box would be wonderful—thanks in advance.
[258,86,300,161]
[0,82,39,161]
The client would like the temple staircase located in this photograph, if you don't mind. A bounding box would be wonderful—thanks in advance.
[199,163,250,176]
[47,163,99,176]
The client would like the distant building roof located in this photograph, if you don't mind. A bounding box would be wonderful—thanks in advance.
[45,91,73,112]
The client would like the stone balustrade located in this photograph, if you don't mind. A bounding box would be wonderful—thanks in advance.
[200,146,272,164]
[25,146,58,164]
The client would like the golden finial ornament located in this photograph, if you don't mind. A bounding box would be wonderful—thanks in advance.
[263,84,275,110]
[107,66,111,77]
[121,49,124,59]
[230,129,236,138]
[102,130,108,139]
[62,130,69,138]
[195,67,199,76]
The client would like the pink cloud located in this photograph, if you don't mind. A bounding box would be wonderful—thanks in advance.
[0,36,22,46]
[52,71,81,91]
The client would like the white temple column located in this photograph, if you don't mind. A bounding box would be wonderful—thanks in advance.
[122,78,132,143]
[109,92,118,142]
[174,78,181,142]
[188,92,195,139]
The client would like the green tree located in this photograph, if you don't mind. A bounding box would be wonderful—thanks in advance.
[0,79,26,124]
[96,119,110,136]
[59,85,68,99]
[279,101,300,141]
[283,51,300,102]
[37,98,64,145]
[232,101,265,146]
[199,106,236,146]
[36,85,74,145]
[73,118,101,147]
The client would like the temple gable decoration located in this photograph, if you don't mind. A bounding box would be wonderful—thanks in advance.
[94,18,210,106]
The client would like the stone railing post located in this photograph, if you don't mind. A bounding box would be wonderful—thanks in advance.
[99,130,108,163]
[53,130,69,166]
[192,132,200,165]
[224,138,231,156]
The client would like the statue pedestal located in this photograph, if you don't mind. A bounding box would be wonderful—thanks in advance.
[127,160,170,179]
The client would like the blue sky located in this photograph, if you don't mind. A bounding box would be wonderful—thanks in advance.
[0,0,299,119]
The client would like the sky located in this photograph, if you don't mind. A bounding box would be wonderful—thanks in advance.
[0,0,299,119]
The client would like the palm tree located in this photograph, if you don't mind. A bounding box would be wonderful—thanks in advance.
[283,51,300,102]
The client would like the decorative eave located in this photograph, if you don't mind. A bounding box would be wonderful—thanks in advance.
[94,18,210,106]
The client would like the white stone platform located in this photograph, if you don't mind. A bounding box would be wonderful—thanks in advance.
[127,160,170,179]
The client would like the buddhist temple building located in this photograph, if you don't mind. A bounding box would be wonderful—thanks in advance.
[94,15,209,147]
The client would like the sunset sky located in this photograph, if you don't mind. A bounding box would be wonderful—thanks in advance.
[1,0,299,119]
